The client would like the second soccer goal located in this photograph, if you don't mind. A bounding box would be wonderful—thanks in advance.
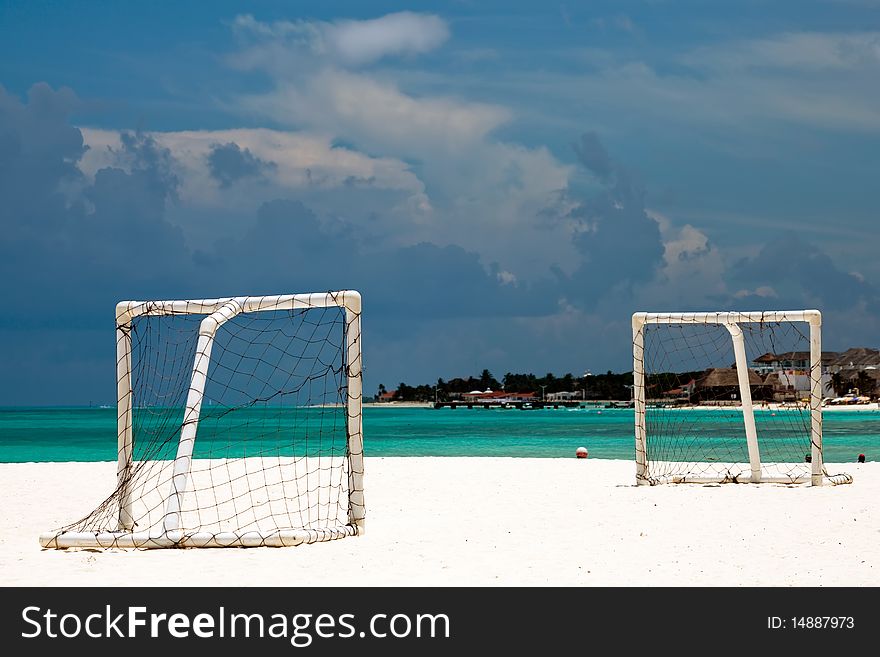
[632,309,852,486]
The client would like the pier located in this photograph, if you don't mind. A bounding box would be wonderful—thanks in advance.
[433,400,590,410]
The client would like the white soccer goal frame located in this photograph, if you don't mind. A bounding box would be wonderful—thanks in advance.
[632,309,829,486]
[40,291,365,548]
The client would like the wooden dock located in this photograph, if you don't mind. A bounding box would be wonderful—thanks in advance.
[433,400,586,410]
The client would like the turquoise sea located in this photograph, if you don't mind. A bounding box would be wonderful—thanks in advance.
[0,405,876,462]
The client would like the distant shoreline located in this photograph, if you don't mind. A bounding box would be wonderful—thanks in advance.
[364,401,880,412]
[822,403,880,412]
[4,401,877,412]
[651,402,880,412]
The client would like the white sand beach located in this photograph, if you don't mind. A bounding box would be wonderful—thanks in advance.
[822,403,880,412]
[2,458,877,587]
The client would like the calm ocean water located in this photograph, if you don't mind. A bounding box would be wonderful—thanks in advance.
[0,405,876,462]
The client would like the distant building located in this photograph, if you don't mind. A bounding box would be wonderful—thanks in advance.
[504,391,537,402]
[546,391,581,401]
[460,390,536,403]
[693,368,769,403]
[827,348,880,373]
[750,351,840,399]
[751,351,839,374]
[659,379,696,402]
[762,371,802,401]
[721,346,880,401]
[825,349,880,399]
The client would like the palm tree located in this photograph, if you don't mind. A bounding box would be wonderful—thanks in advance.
[830,372,847,397]
[479,369,495,389]
[855,371,875,398]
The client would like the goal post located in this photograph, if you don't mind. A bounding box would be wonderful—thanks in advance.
[40,291,365,549]
[632,310,851,486]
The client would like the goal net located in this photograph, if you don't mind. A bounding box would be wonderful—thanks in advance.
[632,310,851,486]
[40,291,365,548]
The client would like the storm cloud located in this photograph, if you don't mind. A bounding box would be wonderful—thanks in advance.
[207,141,277,189]
[727,233,879,312]
[0,83,557,402]
[545,133,666,309]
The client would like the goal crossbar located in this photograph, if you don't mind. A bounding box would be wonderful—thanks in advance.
[634,310,821,325]
[116,292,357,320]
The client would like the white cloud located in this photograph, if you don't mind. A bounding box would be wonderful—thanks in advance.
[734,286,778,299]
[662,223,711,265]
[495,31,880,134]
[323,12,449,66]
[79,127,427,204]
[75,123,572,281]
[227,71,571,280]
[682,31,880,72]
[232,12,449,68]
[636,211,728,306]
[221,13,573,279]
[77,127,433,249]
[239,69,510,153]
[228,14,514,162]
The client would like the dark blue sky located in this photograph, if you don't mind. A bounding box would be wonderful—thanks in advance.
[2,1,879,404]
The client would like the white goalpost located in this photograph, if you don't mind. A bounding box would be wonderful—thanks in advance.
[632,310,852,486]
[40,291,365,549]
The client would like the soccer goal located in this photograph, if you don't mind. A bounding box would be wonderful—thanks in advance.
[632,310,851,486]
[40,291,365,549]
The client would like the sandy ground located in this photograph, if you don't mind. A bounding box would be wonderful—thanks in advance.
[1,458,877,586]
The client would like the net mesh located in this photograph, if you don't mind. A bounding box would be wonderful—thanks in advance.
[634,314,850,485]
[43,293,364,547]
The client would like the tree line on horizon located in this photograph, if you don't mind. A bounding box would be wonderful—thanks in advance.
[375,369,635,402]
[376,367,880,403]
